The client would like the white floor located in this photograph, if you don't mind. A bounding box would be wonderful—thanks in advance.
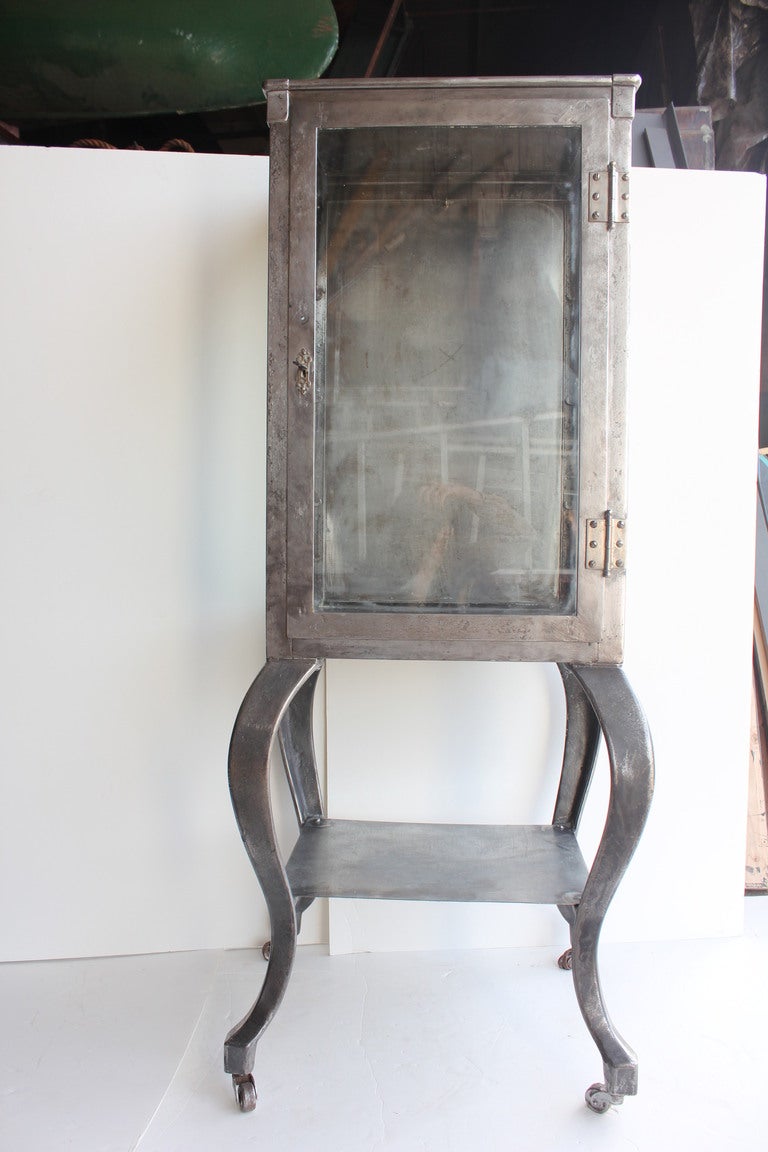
[2,899,767,1152]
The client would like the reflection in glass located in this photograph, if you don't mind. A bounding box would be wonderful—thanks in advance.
[314,126,580,614]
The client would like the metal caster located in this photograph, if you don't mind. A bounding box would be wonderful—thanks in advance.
[261,940,271,961]
[557,948,573,970]
[233,1073,257,1113]
[585,1082,623,1114]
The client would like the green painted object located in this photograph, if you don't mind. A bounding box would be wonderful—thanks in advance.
[0,1,338,120]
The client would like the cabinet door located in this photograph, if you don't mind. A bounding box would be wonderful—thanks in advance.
[269,79,633,663]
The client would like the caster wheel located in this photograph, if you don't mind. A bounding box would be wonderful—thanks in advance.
[261,940,271,961]
[233,1073,257,1113]
[557,948,573,970]
[585,1082,623,1114]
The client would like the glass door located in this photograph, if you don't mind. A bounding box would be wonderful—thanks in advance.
[314,124,581,617]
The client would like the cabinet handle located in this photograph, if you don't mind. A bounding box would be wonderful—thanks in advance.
[292,349,313,396]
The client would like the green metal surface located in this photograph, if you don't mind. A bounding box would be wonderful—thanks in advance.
[0,1,338,120]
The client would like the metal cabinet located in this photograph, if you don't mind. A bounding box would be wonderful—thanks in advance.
[224,76,653,1118]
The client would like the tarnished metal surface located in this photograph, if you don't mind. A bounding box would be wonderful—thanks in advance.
[224,656,653,1111]
[264,115,292,662]
[227,77,652,1116]
[263,75,635,664]
[566,663,655,1101]
[285,819,588,904]
[265,75,641,96]
[553,664,603,834]
[611,77,639,120]
[224,658,321,1077]
[277,667,324,826]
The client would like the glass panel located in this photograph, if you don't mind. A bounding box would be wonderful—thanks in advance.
[314,125,580,614]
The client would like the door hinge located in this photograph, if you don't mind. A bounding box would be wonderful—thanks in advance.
[588,163,630,229]
[585,512,627,575]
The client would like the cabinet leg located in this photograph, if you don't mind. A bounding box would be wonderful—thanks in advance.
[554,664,602,832]
[224,658,322,1079]
[279,666,324,825]
[554,664,603,935]
[566,664,654,1100]
[278,667,324,928]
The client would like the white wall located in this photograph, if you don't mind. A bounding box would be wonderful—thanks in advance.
[0,151,764,962]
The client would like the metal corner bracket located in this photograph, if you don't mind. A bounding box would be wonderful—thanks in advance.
[267,88,290,125]
[611,74,640,120]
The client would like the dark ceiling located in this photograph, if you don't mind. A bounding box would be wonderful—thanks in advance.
[10,0,698,153]
[332,0,696,105]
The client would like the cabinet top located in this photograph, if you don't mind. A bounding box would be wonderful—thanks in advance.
[264,75,641,125]
[263,75,641,93]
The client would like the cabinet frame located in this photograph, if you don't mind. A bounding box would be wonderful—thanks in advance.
[264,76,637,664]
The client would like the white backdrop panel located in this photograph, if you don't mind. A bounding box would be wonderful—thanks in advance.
[0,154,764,963]
[0,147,325,961]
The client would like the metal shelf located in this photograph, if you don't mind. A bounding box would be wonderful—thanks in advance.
[286,818,588,905]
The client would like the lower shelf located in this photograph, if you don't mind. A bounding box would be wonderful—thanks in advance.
[286,819,587,905]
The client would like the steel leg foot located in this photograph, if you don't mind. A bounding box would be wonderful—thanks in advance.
[232,1073,257,1112]
[585,1082,624,1113]
[223,658,322,1081]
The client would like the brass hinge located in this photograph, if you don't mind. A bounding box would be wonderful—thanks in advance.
[588,163,630,229]
[585,512,627,575]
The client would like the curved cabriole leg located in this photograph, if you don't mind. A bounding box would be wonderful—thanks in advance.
[279,665,324,825]
[567,664,654,1107]
[554,664,603,832]
[278,669,325,931]
[262,895,315,962]
[554,664,603,964]
[255,670,325,967]
[224,658,322,1095]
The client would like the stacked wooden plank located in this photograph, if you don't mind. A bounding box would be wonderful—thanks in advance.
[748,454,768,890]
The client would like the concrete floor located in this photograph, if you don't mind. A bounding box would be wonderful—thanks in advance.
[2,897,766,1152]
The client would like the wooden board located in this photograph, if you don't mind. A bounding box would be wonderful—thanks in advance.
[747,612,768,891]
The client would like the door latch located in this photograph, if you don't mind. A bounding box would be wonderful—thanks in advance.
[293,349,313,396]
